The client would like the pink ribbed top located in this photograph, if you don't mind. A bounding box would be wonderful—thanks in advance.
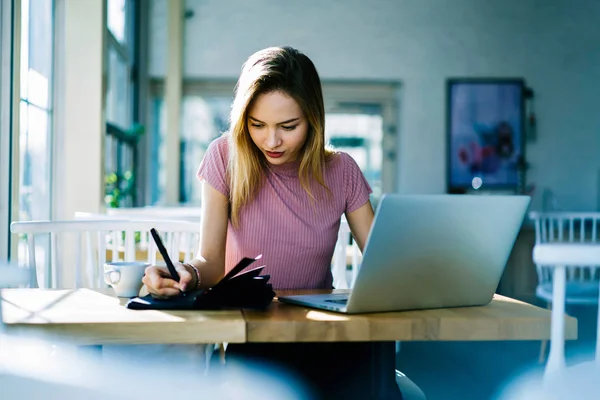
[197,135,372,290]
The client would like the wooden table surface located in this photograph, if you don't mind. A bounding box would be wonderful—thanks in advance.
[245,290,578,343]
[0,288,246,345]
[1,288,577,345]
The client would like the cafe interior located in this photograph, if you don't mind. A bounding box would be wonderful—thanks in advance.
[0,0,599,399]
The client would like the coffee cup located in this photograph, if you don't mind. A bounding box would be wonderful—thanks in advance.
[104,261,149,298]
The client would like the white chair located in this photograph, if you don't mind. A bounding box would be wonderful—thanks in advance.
[331,218,362,289]
[529,212,600,361]
[10,219,200,289]
[532,243,600,376]
[8,219,211,372]
[78,208,360,290]
[497,244,600,400]
[75,206,202,223]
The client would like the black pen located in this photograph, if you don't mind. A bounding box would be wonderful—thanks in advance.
[150,228,180,282]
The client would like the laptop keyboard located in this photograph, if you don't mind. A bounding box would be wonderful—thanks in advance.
[325,298,348,305]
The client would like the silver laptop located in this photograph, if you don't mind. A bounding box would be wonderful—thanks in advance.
[278,194,530,314]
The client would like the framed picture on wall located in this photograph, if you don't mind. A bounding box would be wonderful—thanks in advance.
[446,78,526,193]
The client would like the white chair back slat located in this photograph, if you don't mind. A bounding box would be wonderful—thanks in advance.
[50,232,58,288]
[165,231,173,262]
[98,231,107,288]
[541,217,548,243]
[117,230,125,254]
[10,220,200,290]
[26,234,38,288]
[534,217,542,244]
[140,230,148,249]
[350,243,361,288]
[125,230,135,261]
[111,231,119,262]
[557,218,564,242]
[181,232,191,262]
[173,232,181,261]
[333,228,349,289]
[569,218,575,242]
[75,232,83,288]
[148,232,157,265]
[84,231,94,287]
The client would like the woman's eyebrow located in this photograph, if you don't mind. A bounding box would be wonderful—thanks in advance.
[248,116,300,125]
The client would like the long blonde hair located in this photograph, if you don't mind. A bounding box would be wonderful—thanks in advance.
[227,46,333,227]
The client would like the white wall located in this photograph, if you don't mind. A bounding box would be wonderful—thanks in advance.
[149,0,600,211]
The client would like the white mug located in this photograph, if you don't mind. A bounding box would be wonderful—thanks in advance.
[104,261,149,298]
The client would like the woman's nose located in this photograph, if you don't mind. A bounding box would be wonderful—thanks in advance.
[266,129,281,149]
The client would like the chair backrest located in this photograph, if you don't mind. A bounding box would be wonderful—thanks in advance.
[331,218,362,289]
[76,206,202,223]
[529,212,600,284]
[10,220,200,289]
[78,208,360,290]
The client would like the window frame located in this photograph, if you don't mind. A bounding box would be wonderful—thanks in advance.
[0,0,17,261]
[104,0,142,207]
[18,0,56,226]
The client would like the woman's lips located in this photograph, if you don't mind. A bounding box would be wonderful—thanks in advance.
[265,151,284,159]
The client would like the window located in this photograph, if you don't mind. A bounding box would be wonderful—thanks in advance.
[149,82,233,205]
[105,0,140,208]
[17,0,54,273]
[151,95,231,205]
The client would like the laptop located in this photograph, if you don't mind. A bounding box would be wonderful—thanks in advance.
[278,194,530,314]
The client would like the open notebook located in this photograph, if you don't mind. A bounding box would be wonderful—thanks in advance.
[126,256,275,310]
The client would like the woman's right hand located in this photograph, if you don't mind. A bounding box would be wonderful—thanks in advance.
[142,263,195,299]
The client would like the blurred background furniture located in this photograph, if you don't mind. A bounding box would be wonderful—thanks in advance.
[76,206,202,223]
[10,219,199,289]
[532,243,600,377]
[529,212,600,362]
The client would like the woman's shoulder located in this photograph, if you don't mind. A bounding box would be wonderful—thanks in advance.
[326,150,359,171]
[207,134,230,154]
[202,134,231,166]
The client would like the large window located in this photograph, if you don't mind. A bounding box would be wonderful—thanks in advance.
[105,0,140,208]
[15,0,54,276]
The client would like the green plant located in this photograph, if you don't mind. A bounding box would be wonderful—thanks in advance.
[105,170,135,208]
[104,123,145,208]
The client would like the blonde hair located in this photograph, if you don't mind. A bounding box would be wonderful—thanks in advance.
[227,46,333,227]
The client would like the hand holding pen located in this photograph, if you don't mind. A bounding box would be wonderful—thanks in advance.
[142,228,197,298]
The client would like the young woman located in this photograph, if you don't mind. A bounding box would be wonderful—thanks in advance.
[143,46,374,296]
[142,46,390,399]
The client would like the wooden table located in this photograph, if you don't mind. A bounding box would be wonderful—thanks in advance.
[1,288,576,344]
[246,290,577,342]
[0,288,246,345]
[1,288,578,399]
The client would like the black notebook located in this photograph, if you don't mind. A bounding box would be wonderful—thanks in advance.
[126,257,275,311]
